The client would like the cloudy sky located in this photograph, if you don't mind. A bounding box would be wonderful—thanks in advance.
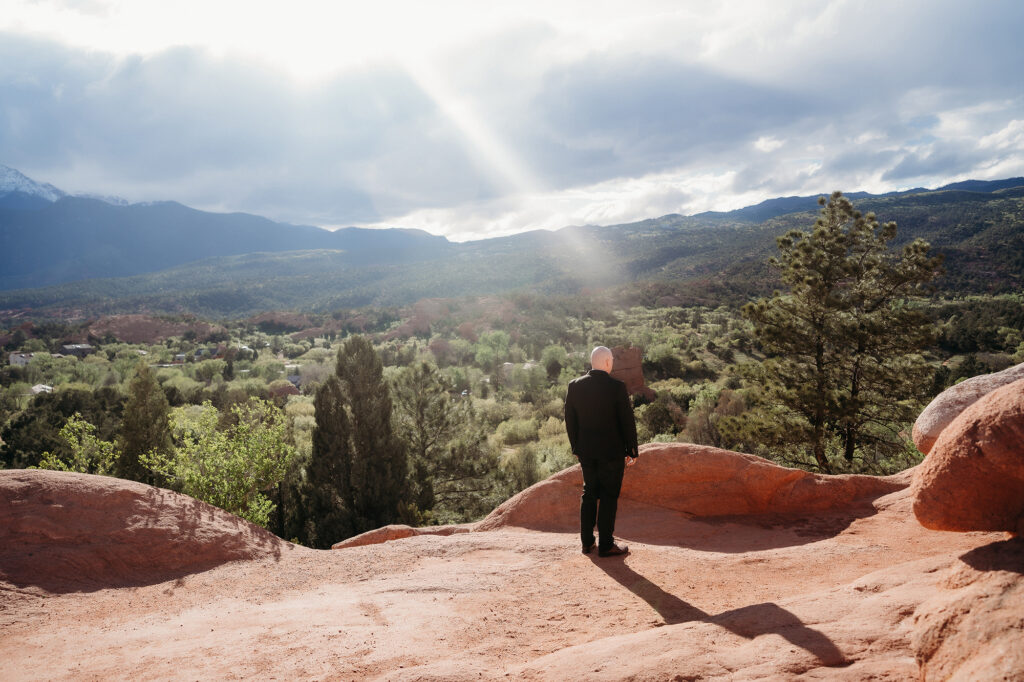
[2,1,1023,241]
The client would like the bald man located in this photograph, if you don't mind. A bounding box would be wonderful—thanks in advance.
[564,346,639,557]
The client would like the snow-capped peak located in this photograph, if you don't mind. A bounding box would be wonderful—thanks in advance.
[0,165,67,202]
[75,192,130,206]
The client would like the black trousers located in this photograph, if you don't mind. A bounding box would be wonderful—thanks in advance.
[579,455,625,549]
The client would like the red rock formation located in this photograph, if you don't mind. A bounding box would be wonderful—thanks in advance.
[2,443,1020,680]
[913,361,1024,455]
[912,377,1024,533]
[0,469,298,591]
[86,314,227,344]
[333,523,469,549]
[477,442,908,532]
[610,345,655,400]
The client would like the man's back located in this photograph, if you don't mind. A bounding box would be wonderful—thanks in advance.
[564,369,638,460]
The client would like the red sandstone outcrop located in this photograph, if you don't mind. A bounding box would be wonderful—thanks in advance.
[609,345,655,400]
[477,442,908,532]
[2,442,1020,680]
[912,361,1024,455]
[0,469,298,591]
[332,523,470,549]
[912,378,1024,533]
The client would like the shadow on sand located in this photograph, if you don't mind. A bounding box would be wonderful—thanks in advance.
[590,556,847,666]
[959,536,1024,575]
[609,500,880,554]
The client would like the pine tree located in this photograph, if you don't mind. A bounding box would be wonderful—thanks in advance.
[391,361,496,521]
[303,375,353,547]
[302,336,408,547]
[336,335,408,534]
[735,192,943,473]
[118,361,171,483]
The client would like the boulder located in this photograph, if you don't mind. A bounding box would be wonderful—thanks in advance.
[913,361,1024,455]
[477,442,907,532]
[912,538,1024,680]
[0,469,297,591]
[912,378,1024,533]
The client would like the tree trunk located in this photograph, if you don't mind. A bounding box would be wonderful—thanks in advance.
[843,425,857,462]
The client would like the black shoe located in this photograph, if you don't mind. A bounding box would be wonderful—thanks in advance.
[598,543,629,557]
[582,542,595,554]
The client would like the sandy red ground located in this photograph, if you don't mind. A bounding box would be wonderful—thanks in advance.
[1,482,1001,681]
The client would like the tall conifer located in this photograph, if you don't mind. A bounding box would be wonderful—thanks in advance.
[303,335,407,547]
[336,335,408,534]
[118,361,171,483]
[304,374,353,547]
[734,192,943,472]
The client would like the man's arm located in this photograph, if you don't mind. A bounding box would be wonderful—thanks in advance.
[564,384,579,456]
[616,382,639,460]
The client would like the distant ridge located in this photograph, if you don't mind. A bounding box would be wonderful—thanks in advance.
[2,165,1022,315]
[691,178,1024,224]
[0,189,450,291]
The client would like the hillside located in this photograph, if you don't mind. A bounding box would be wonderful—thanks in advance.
[1,172,1022,318]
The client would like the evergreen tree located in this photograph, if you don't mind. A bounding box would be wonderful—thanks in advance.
[731,192,943,472]
[118,361,171,483]
[337,335,408,534]
[391,361,496,522]
[304,375,353,547]
[302,335,408,547]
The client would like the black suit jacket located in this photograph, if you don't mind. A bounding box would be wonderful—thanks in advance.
[564,369,639,460]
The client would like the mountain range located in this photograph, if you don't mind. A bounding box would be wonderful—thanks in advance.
[1,165,1022,317]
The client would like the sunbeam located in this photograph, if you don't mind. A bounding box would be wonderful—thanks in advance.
[400,58,540,197]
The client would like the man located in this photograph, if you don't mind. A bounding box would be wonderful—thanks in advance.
[564,346,639,557]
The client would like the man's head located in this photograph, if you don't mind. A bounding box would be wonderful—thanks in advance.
[590,346,614,373]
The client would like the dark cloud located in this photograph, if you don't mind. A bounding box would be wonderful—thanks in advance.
[882,146,982,183]
[0,33,497,224]
[527,55,813,187]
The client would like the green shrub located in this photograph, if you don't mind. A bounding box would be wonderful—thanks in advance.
[495,417,539,445]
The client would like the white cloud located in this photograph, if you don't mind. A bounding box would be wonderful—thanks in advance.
[362,168,777,241]
[754,136,784,153]
[978,119,1024,150]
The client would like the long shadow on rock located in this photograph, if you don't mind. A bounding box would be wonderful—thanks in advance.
[611,502,878,553]
[591,558,847,666]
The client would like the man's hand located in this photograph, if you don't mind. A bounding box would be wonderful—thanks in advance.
[625,456,637,467]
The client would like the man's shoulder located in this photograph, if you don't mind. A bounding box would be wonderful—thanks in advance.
[569,371,625,388]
